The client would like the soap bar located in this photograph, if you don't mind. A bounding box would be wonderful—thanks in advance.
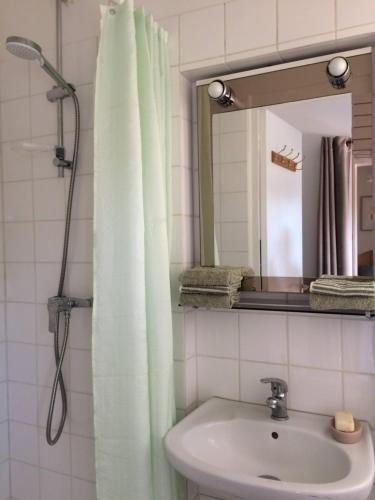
[335,411,355,432]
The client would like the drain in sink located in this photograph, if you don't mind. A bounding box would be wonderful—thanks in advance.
[258,474,281,481]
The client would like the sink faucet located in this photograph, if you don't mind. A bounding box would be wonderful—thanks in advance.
[260,378,289,420]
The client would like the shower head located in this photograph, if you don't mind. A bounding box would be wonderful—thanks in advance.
[6,36,74,94]
[6,36,42,61]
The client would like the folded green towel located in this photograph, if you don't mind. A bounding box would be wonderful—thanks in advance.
[179,291,240,309]
[180,284,240,296]
[310,293,375,311]
[179,266,253,287]
[310,275,375,297]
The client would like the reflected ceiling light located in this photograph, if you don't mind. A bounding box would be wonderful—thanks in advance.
[326,56,351,89]
[207,79,235,107]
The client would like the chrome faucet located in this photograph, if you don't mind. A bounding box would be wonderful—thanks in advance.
[260,378,289,420]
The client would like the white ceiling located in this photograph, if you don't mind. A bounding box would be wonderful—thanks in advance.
[268,94,352,137]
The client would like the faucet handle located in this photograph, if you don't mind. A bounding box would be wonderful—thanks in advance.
[260,378,288,397]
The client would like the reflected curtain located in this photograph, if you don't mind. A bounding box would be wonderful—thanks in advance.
[92,1,181,499]
[318,136,353,275]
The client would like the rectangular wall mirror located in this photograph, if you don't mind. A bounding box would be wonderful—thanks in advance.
[197,48,374,311]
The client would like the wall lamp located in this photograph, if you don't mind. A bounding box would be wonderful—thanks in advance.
[326,56,351,89]
[207,79,235,107]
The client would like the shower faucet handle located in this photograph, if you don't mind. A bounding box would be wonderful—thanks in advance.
[47,296,93,333]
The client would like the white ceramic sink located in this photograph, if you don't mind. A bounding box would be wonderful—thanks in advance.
[165,398,374,500]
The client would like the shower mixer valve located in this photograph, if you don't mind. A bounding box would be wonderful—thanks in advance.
[47,295,93,333]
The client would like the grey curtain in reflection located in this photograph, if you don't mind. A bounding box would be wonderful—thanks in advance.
[318,137,353,276]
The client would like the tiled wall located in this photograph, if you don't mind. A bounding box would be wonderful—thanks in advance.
[0,1,375,500]
[0,1,97,499]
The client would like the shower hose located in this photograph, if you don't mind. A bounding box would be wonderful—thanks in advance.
[46,92,80,445]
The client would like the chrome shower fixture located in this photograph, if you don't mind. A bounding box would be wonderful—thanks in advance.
[326,56,351,89]
[6,36,75,174]
[6,36,74,95]
[208,79,235,107]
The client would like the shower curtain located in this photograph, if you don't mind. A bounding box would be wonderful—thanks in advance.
[93,2,181,499]
[318,136,353,275]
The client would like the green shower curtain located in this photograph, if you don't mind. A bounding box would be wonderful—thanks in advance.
[93,1,180,499]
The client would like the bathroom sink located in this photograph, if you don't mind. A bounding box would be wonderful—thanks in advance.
[165,398,374,500]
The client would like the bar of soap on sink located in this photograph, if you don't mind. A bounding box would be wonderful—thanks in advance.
[335,411,355,432]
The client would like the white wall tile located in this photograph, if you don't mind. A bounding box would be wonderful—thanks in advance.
[39,430,71,475]
[0,56,29,101]
[68,219,93,262]
[196,310,239,358]
[0,98,30,142]
[0,0,55,51]
[68,308,92,350]
[4,222,35,262]
[0,461,9,500]
[35,221,65,262]
[30,95,57,138]
[0,422,8,463]
[0,383,7,423]
[35,263,61,303]
[226,0,276,55]
[278,0,335,44]
[289,366,343,415]
[344,373,375,427]
[3,181,33,222]
[0,344,6,383]
[180,5,225,64]
[72,478,96,500]
[66,263,93,297]
[70,349,92,394]
[63,38,98,87]
[71,436,96,481]
[8,342,37,384]
[2,141,33,182]
[288,315,342,370]
[197,356,239,401]
[8,382,38,425]
[65,85,94,132]
[40,468,72,500]
[239,311,288,364]
[70,392,94,438]
[337,0,375,30]
[11,460,39,500]
[342,319,375,374]
[186,357,198,407]
[7,303,36,343]
[33,178,66,221]
[10,421,38,465]
[6,263,35,302]
[31,134,58,179]
[240,361,288,405]
[67,174,93,219]
[62,0,101,44]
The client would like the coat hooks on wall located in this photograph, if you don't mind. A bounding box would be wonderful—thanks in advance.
[271,145,305,172]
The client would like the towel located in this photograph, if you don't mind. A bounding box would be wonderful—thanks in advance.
[178,266,253,309]
[310,275,375,297]
[179,291,240,309]
[310,293,375,311]
[179,266,253,287]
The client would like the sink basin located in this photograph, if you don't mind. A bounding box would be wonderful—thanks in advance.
[165,398,374,500]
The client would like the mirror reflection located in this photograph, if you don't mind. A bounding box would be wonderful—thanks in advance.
[212,94,373,288]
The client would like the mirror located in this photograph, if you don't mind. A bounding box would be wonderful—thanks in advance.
[197,50,374,296]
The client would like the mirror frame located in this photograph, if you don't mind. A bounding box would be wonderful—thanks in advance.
[196,48,374,314]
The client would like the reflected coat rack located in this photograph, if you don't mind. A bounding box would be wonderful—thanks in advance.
[271,147,304,172]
